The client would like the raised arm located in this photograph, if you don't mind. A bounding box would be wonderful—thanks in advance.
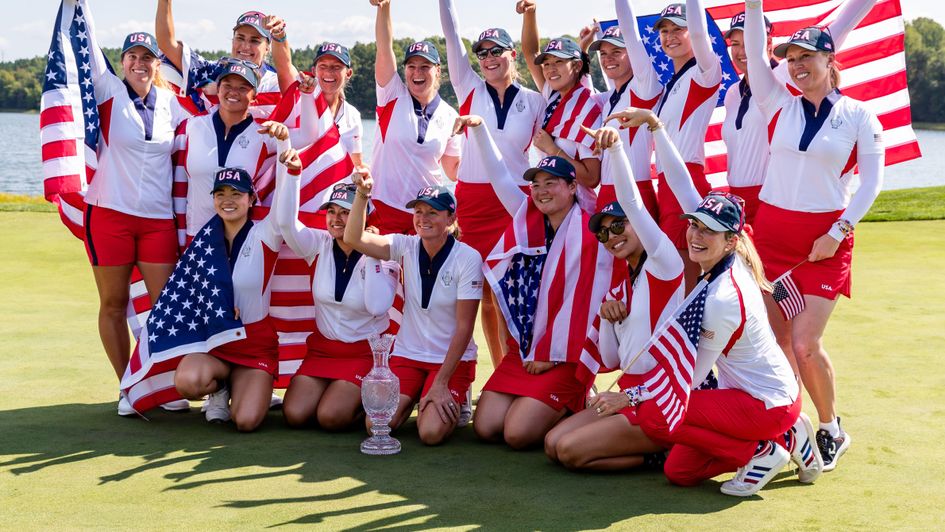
[745,0,785,110]
[458,116,528,215]
[616,0,662,94]
[363,259,399,316]
[266,15,300,94]
[83,2,113,88]
[273,138,323,262]
[287,79,326,148]
[827,0,877,50]
[374,0,398,88]
[652,123,701,213]
[343,169,393,260]
[438,0,479,93]
[155,0,184,71]
[687,0,720,74]
[517,0,544,90]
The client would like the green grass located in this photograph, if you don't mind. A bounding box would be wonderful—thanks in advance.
[861,186,945,222]
[2,211,945,530]
[0,193,56,213]
[912,122,945,132]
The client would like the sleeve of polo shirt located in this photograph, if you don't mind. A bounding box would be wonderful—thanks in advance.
[836,107,885,229]
[363,258,400,316]
[444,127,464,157]
[690,282,741,386]
[376,73,407,106]
[456,247,484,300]
[349,106,364,154]
[386,233,412,262]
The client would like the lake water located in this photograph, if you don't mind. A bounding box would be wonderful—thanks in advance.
[3,111,943,196]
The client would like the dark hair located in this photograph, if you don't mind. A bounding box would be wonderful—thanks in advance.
[577,52,591,78]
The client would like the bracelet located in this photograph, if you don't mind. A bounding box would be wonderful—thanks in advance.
[622,385,647,407]
[356,190,371,199]
[271,32,287,43]
[835,218,854,236]
[647,120,664,132]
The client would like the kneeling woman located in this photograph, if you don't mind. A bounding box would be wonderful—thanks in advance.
[458,116,611,450]
[173,139,296,432]
[344,178,483,445]
[611,108,819,496]
[276,180,400,431]
[544,125,685,471]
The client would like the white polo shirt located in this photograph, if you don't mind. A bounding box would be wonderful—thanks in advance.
[371,76,463,212]
[594,77,663,184]
[654,57,722,171]
[85,75,190,219]
[387,234,483,363]
[758,89,885,213]
[181,112,277,236]
[335,100,364,156]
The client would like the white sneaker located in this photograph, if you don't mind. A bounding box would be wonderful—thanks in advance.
[160,399,191,412]
[785,412,824,483]
[457,389,472,428]
[204,387,231,423]
[117,393,136,417]
[720,441,791,497]
[269,392,283,410]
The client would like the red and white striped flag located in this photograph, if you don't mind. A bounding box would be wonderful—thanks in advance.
[771,269,805,320]
[543,85,603,151]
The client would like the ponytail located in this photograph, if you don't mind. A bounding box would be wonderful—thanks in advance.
[827,53,842,89]
[730,232,772,292]
[448,218,463,241]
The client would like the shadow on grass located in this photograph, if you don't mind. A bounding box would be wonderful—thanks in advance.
[0,403,749,528]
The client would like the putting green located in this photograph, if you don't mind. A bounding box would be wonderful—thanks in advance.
[2,212,943,529]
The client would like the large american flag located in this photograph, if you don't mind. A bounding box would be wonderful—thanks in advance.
[601,0,921,186]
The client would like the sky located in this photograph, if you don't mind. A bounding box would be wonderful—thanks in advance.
[0,0,942,61]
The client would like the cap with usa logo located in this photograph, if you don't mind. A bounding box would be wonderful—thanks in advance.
[535,37,583,65]
[680,192,746,233]
[725,11,772,38]
[215,61,260,89]
[405,185,456,213]
[655,3,687,29]
[314,42,351,67]
[318,182,374,213]
[212,167,254,194]
[233,11,271,40]
[590,25,626,52]
[773,26,835,58]
[122,32,160,57]
[523,156,577,183]
[588,201,628,233]
[473,28,514,52]
[404,41,441,65]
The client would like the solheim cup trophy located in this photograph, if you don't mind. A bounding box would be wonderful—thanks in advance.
[360,333,401,455]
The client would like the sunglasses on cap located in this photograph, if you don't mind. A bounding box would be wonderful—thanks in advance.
[476,47,510,60]
[219,57,261,70]
[595,220,627,243]
[332,183,357,192]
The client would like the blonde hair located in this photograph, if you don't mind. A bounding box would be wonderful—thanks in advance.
[729,231,772,292]
[448,218,463,240]
[829,61,842,89]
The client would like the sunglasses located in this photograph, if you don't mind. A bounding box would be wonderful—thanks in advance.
[595,220,627,243]
[332,183,357,192]
[476,47,510,60]
[219,57,261,71]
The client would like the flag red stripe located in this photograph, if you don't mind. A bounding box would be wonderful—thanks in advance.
[41,139,76,160]
[40,105,74,128]
[837,35,904,70]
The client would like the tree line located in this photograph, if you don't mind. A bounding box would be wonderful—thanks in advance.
[2,19,943,123]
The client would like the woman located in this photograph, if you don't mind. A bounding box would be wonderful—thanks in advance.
[438,0,545,369]
[369,0,462,235]
[276,180,400,431]
[745,0,885,471]
[619,0,721,291]
[271,42,365,166]
[544,124,684,471]
[517,0,602,198]
[721,0,877,223]
[80,28,191,415]
[343,177,482,445]
[173,135,295,432]
[458,115,612,450]
[612,107,820,495]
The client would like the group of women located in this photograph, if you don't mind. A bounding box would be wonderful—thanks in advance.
[71,0,884,496]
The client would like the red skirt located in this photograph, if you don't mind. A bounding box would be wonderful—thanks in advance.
[754,202,853,300]
[210,318,279,375]
[482,353,589,413]
[455,182,520,259]
[295,327,374,386]
[657,163,713,249]
[390,356,477,403]
[597,180,659,222]
[728,185,763,227]
[614,373,655,426]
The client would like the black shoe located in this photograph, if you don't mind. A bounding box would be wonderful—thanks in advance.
[642,451,668,470]
[815,418,852,472]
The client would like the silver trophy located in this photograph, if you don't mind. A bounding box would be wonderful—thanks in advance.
[360,334,401,455]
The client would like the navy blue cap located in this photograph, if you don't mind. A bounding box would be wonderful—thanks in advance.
[473,28,515,52]
[318,182,374,213]
[404,41,441,65]
[314,42,351,68]
[405,185,456,213]
[122,32,160,57]
[213,167,254,194]
[216,60,260,89]
[773,26,835,58]
[233,11,271,40]
[655,3,687,29]
[681,192,746,233]
[588,201,628,233]
[535,37,583,65]
[725,11,772,39]
[589,25,626,52]
[523,156,577,183]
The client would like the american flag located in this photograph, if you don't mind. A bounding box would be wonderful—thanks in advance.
[543,84,603,151]
[121,216,249,411]
[600,0,921,186]
[772,269,805,320]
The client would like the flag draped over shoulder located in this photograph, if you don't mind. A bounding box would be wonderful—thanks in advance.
[575,272,630,387]
[483,201,611,364]
[121,216,246,411]
[543,84,602,151]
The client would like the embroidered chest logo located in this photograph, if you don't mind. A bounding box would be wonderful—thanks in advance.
[241,244,252,257]
[238,136,250,148]
[515,100,526,112]
[441,270,454,287]
[830,117,843,129]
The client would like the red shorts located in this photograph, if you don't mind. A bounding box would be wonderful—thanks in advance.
[84,205,178,266]
[597,180,659,222]
[295,327,373,386]
[390,356,476,403]
[727,185,763,227]
[373,200,416,235]
[209,318,279,375]
[657,163,712,249]
[482,353,589,413]
[754,202,853,300]
[455,181,525,259]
